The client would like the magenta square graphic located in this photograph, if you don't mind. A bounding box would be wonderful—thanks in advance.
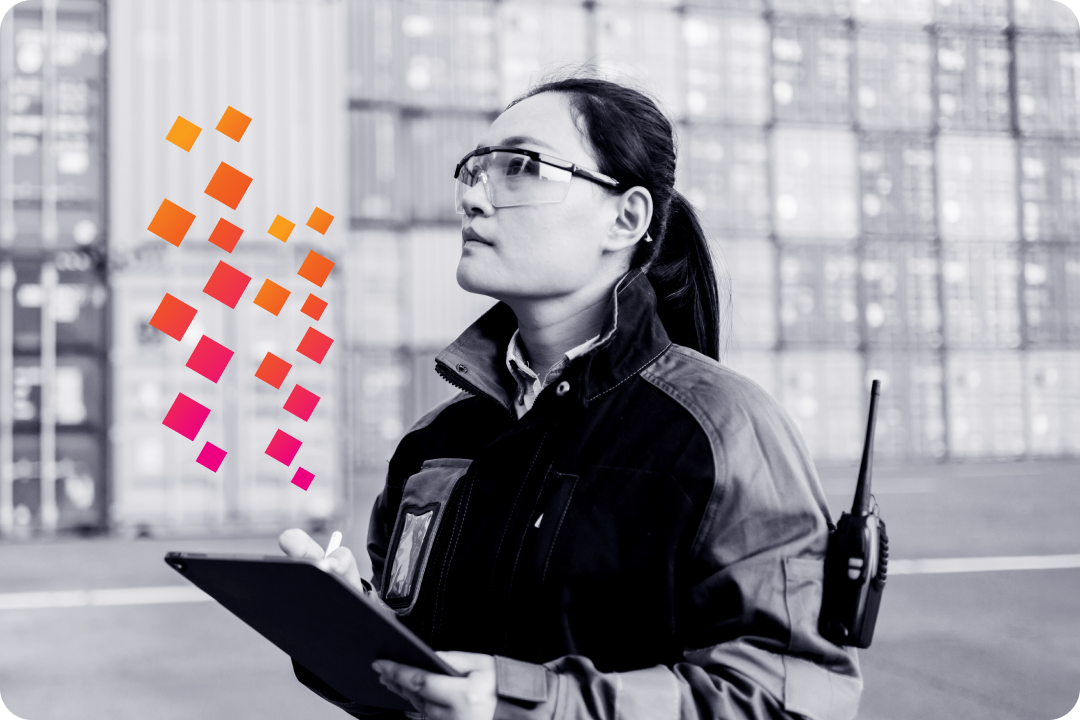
[283,384,320,421]
[185,335,235,383]
[162,393,210,440]
[265,429,302,466]
[196,442,227,472]
[291,467,314,491]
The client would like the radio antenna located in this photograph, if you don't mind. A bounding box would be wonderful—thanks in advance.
[852,379,881,516]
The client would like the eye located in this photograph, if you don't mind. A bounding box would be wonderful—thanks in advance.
[505,156,527,177]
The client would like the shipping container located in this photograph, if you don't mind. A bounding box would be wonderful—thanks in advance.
[859,134,937,235]
[772,127,860,242]
[404,112,493,222]
[862,239,942,347]
[678,124,771,237]
[1013,0,1080,32]
[852,0,934,25]
[945,350,1025,458]
[771,18,852,125]
[9,252,107,353]
[346,230,402,346]
[1023,242,1080,344]
[683,10,770,124]
[9,430,105,533]
[723,349,780,401]
[864,351,946,460]
[595,6,684,119]
[108,0,348,255]
[1019,139,1080,241]
[778,350,864,461]
[937,134,1017,242]
[935,30,1011,132]
[933,0,1009,29]
[778,244,859,346]
[350,346,409,471]
[941,242,1021,347]
[856,27,934,131]
[403,227,498,347]
[350,108,402,222]
[496,1,589,107]
[718,238,776,350]
[1024,350,1080,456]
[1015,34,1080,138]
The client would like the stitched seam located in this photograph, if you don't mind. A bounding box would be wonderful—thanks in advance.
[539,474,578,592]
[434,471,474,644]
[586,343,672,403]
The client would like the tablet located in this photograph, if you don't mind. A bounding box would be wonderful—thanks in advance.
[164,551,463,712]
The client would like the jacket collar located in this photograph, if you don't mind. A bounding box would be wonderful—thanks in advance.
[434,269,672,413]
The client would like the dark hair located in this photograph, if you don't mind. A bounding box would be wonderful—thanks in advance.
[508,75,731,361]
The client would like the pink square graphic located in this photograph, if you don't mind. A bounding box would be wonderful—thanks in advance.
[296,327,334,364]
[196,442,227,472]
[283,384,320,421]
[162,393,210,441]
[291,467,315,491]
[265,429,302,466]
[185,335,235,383]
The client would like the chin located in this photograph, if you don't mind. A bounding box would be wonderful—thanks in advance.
[455,259,504,300]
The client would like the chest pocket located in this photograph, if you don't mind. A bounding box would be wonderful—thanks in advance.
[382,458,472,616]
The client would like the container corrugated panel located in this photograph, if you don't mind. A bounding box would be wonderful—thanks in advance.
[12,354,106,431]
[945,350,1025,458]
[683,10,769,124]
[595,6,684,119]
[778,350,864,462]
[404,113,492,222]
[1025,350,1080,456]
[350,347,408,471]
[11,254,108,353]
[856,27,934,130]
[391,0,499,111]
[678,124,771,237]
[404,227,498,348]
[1016,34,1080,137]
[109,244,346,533]
[936,30,1011,132]
[933,0,1009,28]
[722,350,780,401]
[779,245,859,346]
[859,134,936,236]
[350,108,402,222]
[10,431,106,532]
[719,239,776,350]
[346,230,402,346]
[347,0,396,103]
[852,0,933,24]
[1014,0,1080,32]
[772,128,859,242]
[772,19,852,125]
[109,0,348,255]
[1019,139,1080,241]
[1023,243,1080,345]
[941,242,1021,347]
[937,134,1017,242]
[769,0,852,19]
[862,240,942,347]
[864,351,946,459]
[497,1,589,107]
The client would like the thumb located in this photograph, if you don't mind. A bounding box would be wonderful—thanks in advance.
[435,651,496,674]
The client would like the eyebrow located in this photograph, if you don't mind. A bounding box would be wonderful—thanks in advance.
[476,135,559,152]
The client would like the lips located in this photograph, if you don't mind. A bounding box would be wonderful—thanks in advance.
[462,228,492,246]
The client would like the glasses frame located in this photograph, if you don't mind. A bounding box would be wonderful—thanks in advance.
[453,146,624,203]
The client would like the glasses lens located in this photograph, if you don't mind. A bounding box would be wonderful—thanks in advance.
[455,150,571,213]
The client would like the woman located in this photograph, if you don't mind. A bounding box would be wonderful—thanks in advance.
[280,77,862,720]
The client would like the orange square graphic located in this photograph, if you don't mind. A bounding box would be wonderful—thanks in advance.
[208,218,243,253]
[166,116,201,152]
[204,162,252,210]
[300,293,328,321]
[268,215,295,242]
[147,198,196,247]
[253,279,291,316]
[216,106,251,142]
[306,207,334,235]
[255,352,292,390]
[297,250,335,288]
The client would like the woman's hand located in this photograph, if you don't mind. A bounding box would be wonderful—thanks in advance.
[278,528,365,595]
[372,651,497,720]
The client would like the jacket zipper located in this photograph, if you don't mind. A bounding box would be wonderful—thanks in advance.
[435,360,516,419]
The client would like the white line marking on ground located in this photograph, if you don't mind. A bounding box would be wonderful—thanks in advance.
[891,554,1080,575]
[0,585,212,610]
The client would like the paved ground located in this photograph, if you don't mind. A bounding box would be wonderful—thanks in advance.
[0,460,1077,720]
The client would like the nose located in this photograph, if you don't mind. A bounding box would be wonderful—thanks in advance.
[460,173,495,217]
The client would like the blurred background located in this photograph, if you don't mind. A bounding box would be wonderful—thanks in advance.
[0,0,1078,719]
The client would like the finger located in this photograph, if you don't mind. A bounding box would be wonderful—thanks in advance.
[278,528,324,560]
[417,672,492,707]
[434,650,496,674]
[328,546,363,587]
[377,673,440,713]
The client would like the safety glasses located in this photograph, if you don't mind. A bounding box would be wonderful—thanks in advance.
[453,146,623,215]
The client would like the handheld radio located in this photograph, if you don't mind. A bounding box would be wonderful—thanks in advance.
[819,379,888,649]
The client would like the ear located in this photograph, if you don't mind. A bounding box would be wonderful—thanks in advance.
[603,186,653,253]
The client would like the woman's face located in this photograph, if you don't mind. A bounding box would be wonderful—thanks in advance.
[456,92,636,302]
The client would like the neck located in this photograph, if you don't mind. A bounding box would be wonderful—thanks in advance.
[505,285,612,375]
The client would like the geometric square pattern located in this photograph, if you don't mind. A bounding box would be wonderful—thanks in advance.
[147,198,196,247]
[204,161,252,210]
[297,250,335,288]
[196,442,227,472]
[162,393,210,441]
[166,116,201,152]
[306,207,334,234]
[208,217,244,253]
[268,215,295,243]
[216,105,251,142]
[253,279,291,316]
[265,429,302,466]
[283,384,320,421]
[296,327,334,364]
[255,352,292,390]
[203,260,252,309]
[149,293,197,342]
[291,467,315,490]
[186,335,234,383]
[300,294,328,322]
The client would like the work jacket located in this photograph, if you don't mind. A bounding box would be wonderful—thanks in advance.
[294,268,862,720]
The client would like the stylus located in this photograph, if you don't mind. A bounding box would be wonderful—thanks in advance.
[324,530,342,557]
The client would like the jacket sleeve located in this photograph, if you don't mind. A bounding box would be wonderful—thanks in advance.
[489,384,863,720]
